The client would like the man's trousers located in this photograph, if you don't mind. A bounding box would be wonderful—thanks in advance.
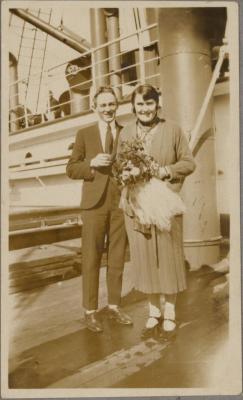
[81,179,127,310]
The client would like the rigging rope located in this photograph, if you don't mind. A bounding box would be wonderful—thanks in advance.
[189,45,228,152]
[58,11,64,31]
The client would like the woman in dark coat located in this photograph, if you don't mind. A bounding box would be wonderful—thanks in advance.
[117,85,196,339]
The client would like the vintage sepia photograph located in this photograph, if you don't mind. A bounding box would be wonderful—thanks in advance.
[1,0,241,397]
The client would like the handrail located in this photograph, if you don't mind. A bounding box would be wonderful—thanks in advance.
[9,23,158,86]
[9,51,159,97]
[9,21,160,131]
[47,22,158,73]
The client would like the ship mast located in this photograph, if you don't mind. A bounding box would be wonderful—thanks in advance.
[10,8,90,54]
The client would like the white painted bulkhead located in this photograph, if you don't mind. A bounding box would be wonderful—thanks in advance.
[9,84,230,219]
[9,102,134,209]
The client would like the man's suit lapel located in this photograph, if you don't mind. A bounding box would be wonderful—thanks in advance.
[93,123,104,153]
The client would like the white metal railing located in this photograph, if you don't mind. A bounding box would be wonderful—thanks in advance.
[9,22,159,134]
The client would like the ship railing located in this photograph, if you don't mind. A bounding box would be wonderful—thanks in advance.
[9,22,160,134]
[9,205,83,250]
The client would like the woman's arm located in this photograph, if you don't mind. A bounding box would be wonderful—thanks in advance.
[166,126,196,180]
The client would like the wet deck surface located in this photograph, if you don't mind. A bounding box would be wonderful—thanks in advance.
[7,236,229,390]
[9,256,229,389]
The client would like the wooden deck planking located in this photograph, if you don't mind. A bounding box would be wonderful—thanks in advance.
[8,238,229,389]
[8,263,229,389]
[9,261,134,365]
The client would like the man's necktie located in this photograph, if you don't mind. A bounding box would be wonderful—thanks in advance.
[105,123,114,154]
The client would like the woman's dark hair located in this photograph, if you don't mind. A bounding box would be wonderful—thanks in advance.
[131,84,160,113]
[93,86,118,107]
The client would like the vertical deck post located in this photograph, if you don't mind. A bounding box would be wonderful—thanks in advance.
[134,9,146,85]
[9,53,19,132]
[90,8,109,88]
[105,8,122,99]
[138,30,146,84]
[158,8,223,269]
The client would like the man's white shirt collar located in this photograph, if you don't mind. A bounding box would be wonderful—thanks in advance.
[98,120,117,151]
[98,119,116,135]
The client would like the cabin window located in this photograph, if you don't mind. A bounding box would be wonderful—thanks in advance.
[121,50,138,86]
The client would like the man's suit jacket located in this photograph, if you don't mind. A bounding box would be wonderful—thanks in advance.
[66,122,122,209]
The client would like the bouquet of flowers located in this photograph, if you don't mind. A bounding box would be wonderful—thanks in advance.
[112,138,160,186]
[113,138,186,232]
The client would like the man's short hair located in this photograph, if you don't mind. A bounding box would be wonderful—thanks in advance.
[93,86,118,107]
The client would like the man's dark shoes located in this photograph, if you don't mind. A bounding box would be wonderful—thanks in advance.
[85,312,103,333]
[107,307,133,325]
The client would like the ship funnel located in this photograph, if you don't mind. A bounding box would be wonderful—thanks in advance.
[158,8,226,269]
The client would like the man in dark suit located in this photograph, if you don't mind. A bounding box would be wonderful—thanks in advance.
[66,87,132,332]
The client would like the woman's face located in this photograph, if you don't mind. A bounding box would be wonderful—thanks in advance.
[134,94,158,124]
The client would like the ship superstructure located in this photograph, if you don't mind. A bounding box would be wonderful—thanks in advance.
[9,9,159,206]
[8,7,230,260]
[4,6,239,393]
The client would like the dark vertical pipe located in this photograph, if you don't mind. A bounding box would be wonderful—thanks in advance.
[9,53,19,132]
[105,8,121,99]
[65,57,92,114]
[138,9,160,88]
[90,9,109,88]
[158,8,221,269]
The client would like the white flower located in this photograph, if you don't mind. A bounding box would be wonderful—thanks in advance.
[122,170,130,180]
[127,160,134,168]
[130,167,140,177]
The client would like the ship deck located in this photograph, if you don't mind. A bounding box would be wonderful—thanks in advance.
[8,239,229,389]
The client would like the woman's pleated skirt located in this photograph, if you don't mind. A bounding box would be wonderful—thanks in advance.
[125,214,187,294]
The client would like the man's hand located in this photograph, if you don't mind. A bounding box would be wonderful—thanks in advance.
[90,153,112,168]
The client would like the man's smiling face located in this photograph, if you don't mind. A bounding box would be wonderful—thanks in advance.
[94,92,118,123]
